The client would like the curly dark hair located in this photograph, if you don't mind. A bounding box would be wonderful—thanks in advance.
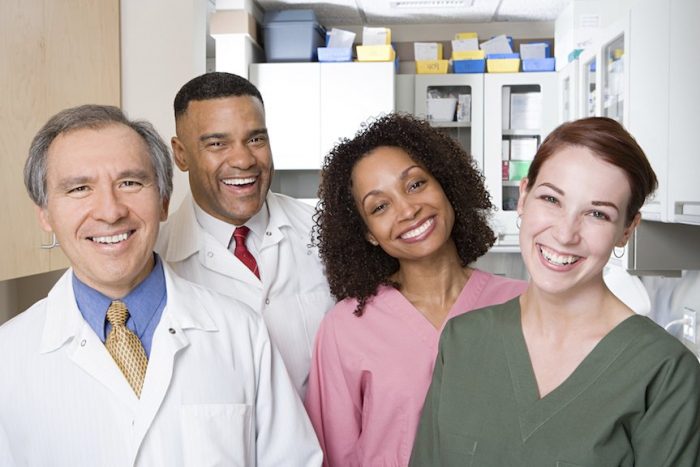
[314,113,496,316]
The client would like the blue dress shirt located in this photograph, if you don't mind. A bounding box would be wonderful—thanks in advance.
[72,254,167,357]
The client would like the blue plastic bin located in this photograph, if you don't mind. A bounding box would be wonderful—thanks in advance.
[453,59,486,73]
[522,57,556,72]
[263,9,326,62]
[317,47,352,62]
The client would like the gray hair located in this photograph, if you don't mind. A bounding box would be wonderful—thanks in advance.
[24,104,173,207]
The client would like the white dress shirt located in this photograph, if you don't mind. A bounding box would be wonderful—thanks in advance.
[0,264,322,466]
[156,192,334,396]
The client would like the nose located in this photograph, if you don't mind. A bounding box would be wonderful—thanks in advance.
[226,142,257,170]
[396,196,420,222]
[92,187,128,224]
[552,212,581,245]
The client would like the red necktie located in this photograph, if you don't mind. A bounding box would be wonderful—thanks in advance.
[233,226,260,279]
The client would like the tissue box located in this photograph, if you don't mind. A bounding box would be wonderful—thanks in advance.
[427,97,457,122]
[263,9,326,62]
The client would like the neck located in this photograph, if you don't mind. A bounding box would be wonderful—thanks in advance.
[520,278,632,338]
[393,241,470,305]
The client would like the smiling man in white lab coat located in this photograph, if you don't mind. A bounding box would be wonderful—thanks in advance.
[157,72,334,397]
[0,104,322,466]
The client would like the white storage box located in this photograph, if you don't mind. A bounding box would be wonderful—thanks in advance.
[427,97,457,122]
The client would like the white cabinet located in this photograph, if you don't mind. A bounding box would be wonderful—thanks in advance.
[320,62,395,159]
[558,59,579,123]
[484,72,558,250]
[667,0,700,225]
[413,74,484,171]
[249,62,395,171]
[249,63,321,170]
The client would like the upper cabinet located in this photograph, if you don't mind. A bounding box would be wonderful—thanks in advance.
[484,72,558,250]
[0,0,120,282]
[250,62,395,171]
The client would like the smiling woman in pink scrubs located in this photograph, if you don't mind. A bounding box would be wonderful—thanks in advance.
[304,113,526,466]
[410,117,700,466]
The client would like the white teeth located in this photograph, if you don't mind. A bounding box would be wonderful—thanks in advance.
[540,246,580,266]
[223,177,256,186]
[92,232,129,244]
[401,218,434,240]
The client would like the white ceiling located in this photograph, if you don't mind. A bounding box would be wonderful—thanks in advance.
[253,0,571,25]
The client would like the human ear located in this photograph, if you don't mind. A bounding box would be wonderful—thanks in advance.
[35,205,53,233]
[366,232,379,246]
[171,137,189,171]
[617,212,641,247]
[516,178,530,216]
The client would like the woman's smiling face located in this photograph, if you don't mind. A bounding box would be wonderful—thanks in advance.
[517,144,639,297]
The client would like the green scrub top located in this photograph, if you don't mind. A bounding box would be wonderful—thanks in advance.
[410,298,700,467]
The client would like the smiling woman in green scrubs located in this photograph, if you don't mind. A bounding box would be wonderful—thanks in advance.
[410,117,700,467]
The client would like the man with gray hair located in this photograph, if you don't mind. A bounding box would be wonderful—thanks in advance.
[0,104,322,466]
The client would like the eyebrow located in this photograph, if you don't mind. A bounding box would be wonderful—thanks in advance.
[537,182,620,212]
[55,169,153,191]
[360,164,421,206]
[199,128,268,143]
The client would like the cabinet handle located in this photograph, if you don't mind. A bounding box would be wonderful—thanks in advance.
[40,233,60,249]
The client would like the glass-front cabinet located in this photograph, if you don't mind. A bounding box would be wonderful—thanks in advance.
[414,74,484,171]
[484,72,558,250]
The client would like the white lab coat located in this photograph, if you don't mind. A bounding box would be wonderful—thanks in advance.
[156,192,335,397]
[0,265,322,467]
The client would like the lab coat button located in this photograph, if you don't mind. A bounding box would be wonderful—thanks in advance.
[307,249,312,255]
[80,339,86,347]
[266,231,272,236]
[207,251,213,258]
[265,298,270,305]
[169,328,176,334]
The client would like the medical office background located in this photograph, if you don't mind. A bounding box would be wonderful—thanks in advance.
[1,0,699,358]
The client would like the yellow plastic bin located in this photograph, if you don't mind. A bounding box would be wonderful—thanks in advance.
[487,53,520,73]
[356,44,395,62]
[416,59,449,74]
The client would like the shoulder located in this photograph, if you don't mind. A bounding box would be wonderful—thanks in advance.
[446,297,518,338]
[625,316,700,370]
[472,270,528,299]
[268,192,315,228]
[166,268,261,328]
[0,299,47,351]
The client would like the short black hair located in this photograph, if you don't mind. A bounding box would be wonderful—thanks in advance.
[173,72,264,118]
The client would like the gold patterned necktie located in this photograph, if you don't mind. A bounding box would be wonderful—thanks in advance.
[105,300,148,398]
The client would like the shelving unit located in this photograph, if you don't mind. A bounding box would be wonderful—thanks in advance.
[484,72,558,249]
[413,74,484,171]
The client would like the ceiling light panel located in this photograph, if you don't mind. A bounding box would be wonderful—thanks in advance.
[359,0,500,24]
[495,0,570,21]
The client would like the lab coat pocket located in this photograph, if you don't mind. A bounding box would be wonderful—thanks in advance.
[440,431,477,466]
[180,403,253,467]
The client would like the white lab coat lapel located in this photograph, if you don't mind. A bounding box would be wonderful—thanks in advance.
[258,195,289,304]
[40,271,137,409]
[130,263,217,460]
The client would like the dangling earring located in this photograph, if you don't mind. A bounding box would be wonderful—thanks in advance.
[516,215,522,230]
[613,245,625,258]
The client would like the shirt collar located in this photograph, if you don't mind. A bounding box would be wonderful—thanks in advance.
[193,199,270,250]
[72,254,166,340]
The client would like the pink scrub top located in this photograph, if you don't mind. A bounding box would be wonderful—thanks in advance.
[304,269,527,467]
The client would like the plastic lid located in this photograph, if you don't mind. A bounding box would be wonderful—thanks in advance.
[264,9,318,24]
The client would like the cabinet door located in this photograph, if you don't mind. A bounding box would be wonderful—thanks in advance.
[484,72,558,250]
[413,74,484,171]
[0,0,120,281]
[558,59,579,123]
[320,62,395,159]
[629,0,669,221]
[249,63,321,170]
[668,0,700,225]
